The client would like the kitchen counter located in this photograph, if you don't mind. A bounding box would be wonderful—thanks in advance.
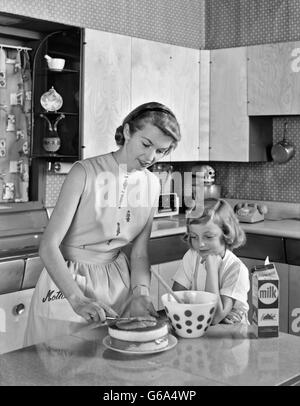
[1,321,300,386]
[151,214,300,239]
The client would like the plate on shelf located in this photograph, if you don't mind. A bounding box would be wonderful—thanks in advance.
[102,334,177,355]
[40,86,63,112]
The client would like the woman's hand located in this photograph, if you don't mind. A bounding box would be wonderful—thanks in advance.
[122,295,159,319]
[68,294,119,323]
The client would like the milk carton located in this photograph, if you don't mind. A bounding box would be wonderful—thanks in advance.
[251,259,279,338]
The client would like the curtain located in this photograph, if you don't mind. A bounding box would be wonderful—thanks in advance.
[0,47,31,203]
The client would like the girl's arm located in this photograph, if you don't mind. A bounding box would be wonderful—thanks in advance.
[39,163,117,322]
[204,255,234,325]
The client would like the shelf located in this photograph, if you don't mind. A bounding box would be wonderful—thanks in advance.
[35,111,78,116]
[31,154,79,159]
[37,68,79,74]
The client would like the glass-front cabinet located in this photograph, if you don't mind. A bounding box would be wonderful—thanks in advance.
[31,28,82,160]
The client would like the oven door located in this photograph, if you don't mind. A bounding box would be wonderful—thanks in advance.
[0,288,34,354]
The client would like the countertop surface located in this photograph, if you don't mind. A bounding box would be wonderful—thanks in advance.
[1,321,300,386]
[151,214,300,239]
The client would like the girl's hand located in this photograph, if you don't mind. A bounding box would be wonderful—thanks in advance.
[122,295,159,319]
[68,294,119,323]
[203,254,222,272]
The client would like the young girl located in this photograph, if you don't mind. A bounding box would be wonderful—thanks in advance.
[24,101,181,346]
[172,198,250,325]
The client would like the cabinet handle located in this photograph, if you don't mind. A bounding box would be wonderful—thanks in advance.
[14,303,25,315]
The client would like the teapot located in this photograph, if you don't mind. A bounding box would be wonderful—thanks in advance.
[40,86,63,112]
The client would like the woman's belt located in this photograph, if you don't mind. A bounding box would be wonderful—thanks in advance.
[60,244,121,265]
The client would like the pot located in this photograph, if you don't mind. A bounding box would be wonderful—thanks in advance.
[271,122,295,164]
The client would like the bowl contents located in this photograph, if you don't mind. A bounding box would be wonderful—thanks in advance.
[162,290,218,338]
[108,318,169,352]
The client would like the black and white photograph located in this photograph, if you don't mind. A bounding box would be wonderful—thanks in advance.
[0,0,300,394]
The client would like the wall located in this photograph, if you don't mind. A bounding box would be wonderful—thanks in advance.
[202,0,300,203]
[0,0,205,49]
[2,1,300,205]
[0,0,205,207]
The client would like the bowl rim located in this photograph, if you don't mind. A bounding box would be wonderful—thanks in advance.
[161,290,218,306]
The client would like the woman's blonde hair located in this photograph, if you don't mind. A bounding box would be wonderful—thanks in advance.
[184,198,246,250]
[115,102,181,154]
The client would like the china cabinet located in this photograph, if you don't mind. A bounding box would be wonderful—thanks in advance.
[31,28,82,160]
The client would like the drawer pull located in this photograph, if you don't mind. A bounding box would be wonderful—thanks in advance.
[14,303,25,315]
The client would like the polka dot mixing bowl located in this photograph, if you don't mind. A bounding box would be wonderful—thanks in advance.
[162,291,218,338]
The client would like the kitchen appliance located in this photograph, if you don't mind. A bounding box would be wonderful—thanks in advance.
[234,202,268,223]
[0,207,48,353]
[152,164,179,218]
[154,193,179,218]
[192,165,221,199]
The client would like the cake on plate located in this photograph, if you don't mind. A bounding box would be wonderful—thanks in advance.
[108,318,169,352]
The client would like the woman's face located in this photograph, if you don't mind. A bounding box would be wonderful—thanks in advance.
[189,221,225,260]
[124,122,174,171]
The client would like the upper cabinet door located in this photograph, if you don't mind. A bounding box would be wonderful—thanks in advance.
[210,47,250,161]
[131,38,200,162]
[82,29,131,159]
[248,41,300,115]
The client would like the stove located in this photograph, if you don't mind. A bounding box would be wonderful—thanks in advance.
[0,207,48,294]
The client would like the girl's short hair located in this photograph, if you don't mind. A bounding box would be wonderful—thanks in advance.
[184,198,246,250]
[115,102,181,155]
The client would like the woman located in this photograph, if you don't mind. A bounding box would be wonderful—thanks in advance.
[24,102,181,346]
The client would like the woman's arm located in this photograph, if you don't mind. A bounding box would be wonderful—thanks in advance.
[123,206,158,317]
[39,163,86,299]
[204,255,234,325]
[39,163,117,322]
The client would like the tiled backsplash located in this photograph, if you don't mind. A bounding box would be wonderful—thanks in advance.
[172,117,300,204]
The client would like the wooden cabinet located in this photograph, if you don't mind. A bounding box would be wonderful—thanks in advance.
[248,41,300,115]
[131,38,202,162]
[289,265,300,336]
[82,29,131,159]
[0,288,34,354]
[210,47,272,162]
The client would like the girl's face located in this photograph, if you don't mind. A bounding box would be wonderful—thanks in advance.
[189,220,226,260]
[124,122,174,171]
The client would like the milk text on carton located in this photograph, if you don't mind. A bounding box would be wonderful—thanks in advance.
[252,263,279,338]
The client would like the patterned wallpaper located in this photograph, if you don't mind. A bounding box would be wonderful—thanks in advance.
[2,0,300,205]
[205,0,300,49]
[0,0,205,49]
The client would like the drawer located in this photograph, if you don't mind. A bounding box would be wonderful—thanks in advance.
[0,259,25,294]
[233,233,286,262]
[285,238,300,266]
[22,256,44,289]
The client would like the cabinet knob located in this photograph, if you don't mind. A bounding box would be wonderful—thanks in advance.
[14,303,25,315]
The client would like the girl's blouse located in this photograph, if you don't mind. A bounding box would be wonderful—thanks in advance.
[173,248,250,314]
[62,152,160,252]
